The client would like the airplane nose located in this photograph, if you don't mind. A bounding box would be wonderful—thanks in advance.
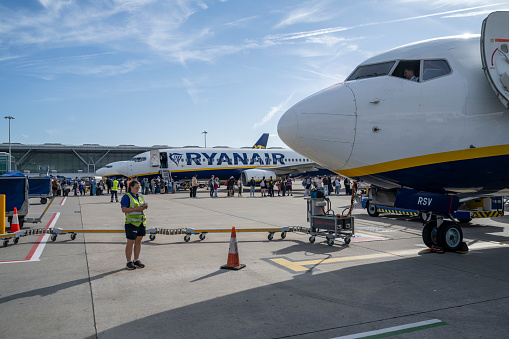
[277,83,357,171]
[277,108,298,149]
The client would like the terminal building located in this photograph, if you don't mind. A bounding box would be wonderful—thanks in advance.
[0,143,167,177]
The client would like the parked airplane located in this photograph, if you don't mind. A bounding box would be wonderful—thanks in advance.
[97,133,333,182]
[96,134,270,178]
[278,11,509,251]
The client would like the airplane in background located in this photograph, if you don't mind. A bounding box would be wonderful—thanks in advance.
[109,134,334,183]
[278,11,509,251]
[96,134,270,178]
[97,133,334,182]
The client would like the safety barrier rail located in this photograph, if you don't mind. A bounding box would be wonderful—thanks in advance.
[1,226,311,247]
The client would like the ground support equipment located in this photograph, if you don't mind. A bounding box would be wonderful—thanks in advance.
[305,196,355,246]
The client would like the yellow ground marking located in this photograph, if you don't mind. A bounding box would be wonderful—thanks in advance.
[270,241,509,272]
[355,230,384,237]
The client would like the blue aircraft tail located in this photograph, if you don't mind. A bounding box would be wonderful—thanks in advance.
[252,133,269,149]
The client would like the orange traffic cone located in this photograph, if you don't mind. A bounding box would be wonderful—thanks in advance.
[11,207,20,233]
[221,227,246,270]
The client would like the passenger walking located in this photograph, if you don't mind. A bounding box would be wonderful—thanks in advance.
[268,177,274,197]
[286,177,293,196]
[209,175,215,197]
[260,177,266,197]
[106,178,111,194]
[111,177,119,202]
[277,178,282,196]
[144,178,150,194]
[227,176,235,197]
[281,177,287,196]
[191,175,198,197]
[121,180,148,270]
[249,177,255,197]
[237,178,243,196]
[344,178,351,195]
[214,178,219,197]
[305,176,312,196]
[335,177,341,195]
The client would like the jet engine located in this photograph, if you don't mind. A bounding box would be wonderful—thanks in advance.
[241,169,277,185]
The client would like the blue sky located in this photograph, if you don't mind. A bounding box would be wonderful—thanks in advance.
[1,0,508,148]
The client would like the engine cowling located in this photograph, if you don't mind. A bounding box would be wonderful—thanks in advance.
[241,169,277,185]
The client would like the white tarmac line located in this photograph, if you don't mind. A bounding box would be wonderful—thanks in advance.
[331,319,447,338]
[60,197,67,205]
[0,212,60,264]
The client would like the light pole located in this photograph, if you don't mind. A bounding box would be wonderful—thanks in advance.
[4,116,14,172]
[202,131,208,148]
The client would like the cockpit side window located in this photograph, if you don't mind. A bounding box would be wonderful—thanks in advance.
[346,61,396,81]
[422,59,451,81]
[391,60,420,82]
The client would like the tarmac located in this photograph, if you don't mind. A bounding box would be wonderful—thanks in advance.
[1,187,509,339]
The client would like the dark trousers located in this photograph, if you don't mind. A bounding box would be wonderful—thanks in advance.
[111,190,118,201]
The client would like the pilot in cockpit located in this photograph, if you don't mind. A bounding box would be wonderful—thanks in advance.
[404,67,419,82]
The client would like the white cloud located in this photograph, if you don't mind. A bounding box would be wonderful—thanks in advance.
[254,94,294,129]
[275,0,337,28]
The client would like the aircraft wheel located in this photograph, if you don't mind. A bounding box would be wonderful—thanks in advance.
[437,222,463,251]
[422,220,439,248]
[366,202,379,217]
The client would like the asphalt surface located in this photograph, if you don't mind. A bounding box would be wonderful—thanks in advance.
[1,187,509,338]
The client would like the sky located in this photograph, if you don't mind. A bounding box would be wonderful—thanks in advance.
[1,0,509,149]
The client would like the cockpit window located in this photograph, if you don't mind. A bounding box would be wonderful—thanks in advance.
[422,60,451,81]
[391,60,420,81]
[130,157,147,162]
[346,61,396,81]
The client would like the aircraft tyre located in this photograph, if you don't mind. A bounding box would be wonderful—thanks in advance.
[436,221,463,251]
[422,220,439,248]
[366,202,379,217]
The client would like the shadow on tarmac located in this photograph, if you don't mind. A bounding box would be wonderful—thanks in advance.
[88,247,509,339]
[0,269,124,304]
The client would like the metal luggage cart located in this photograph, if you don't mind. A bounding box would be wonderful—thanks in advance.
[28,177,52,204]
[305,197,355,246]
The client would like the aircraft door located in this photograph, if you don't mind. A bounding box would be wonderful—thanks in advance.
[481,11,509,109]
[150,150,161,167]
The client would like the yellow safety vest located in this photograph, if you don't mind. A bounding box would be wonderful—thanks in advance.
[111,180,119,191]
[125,193,146,227]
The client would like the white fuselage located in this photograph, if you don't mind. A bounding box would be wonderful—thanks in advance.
[278,36,509,196]
[114,148,320,181]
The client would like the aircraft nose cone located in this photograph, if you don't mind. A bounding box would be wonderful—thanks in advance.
[277,83,357,171]
[277,108,298,149]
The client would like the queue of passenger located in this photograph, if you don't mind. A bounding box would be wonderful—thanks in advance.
[50,174,355,199]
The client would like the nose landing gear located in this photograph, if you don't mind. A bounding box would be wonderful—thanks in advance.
[422,216,465,252]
